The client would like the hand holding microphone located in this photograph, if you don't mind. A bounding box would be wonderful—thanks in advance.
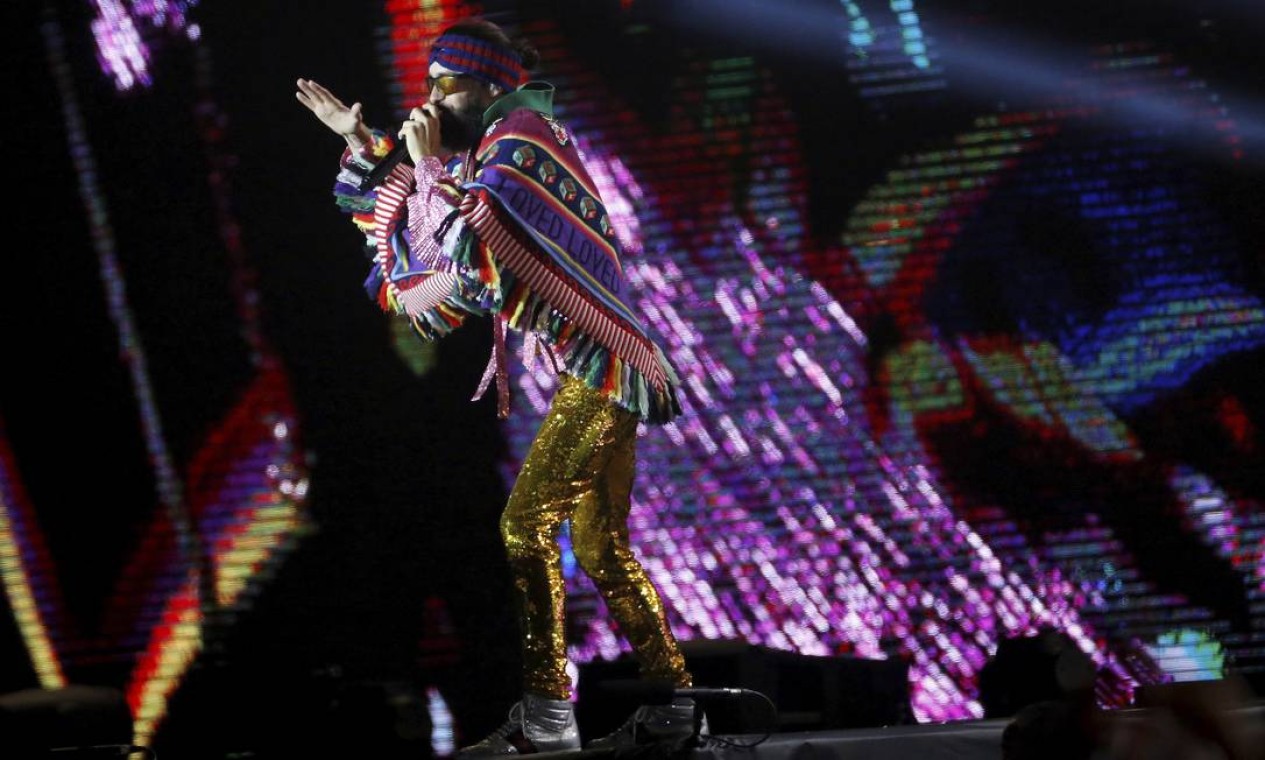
[398,104,444,163]
[359,104,446,190]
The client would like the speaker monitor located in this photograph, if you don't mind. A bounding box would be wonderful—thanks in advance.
[0,685,133,756]
[979,628,1096,719]
[576,639,911,741]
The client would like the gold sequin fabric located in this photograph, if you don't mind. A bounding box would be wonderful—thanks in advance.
[501,374,691,699]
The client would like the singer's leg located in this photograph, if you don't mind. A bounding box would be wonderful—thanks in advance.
[499,375,696,753]
[501,375,674,697]
[573,416,700,750]
[568,399,690,688]
[460,378,616,757]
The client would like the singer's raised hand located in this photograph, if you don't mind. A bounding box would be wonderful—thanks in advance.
[295,78,372,149]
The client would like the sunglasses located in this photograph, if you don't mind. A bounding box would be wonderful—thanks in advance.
[425,73,475,96]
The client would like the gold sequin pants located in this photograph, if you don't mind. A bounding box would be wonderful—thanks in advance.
[501,374,691,700]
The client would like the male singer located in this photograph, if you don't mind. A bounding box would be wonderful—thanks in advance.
[297,17,701,757]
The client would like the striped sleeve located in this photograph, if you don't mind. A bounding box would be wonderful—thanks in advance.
[333,129,395,247]
[357,149,490,340]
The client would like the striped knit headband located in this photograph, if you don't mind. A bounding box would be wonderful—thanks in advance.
[428,32,524,94]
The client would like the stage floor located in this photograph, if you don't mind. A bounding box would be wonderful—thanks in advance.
[529,719,1007,760]
[690,719,1008,760]
[448,699,1265,760]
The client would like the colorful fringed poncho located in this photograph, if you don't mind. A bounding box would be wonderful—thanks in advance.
[334,82,681,423]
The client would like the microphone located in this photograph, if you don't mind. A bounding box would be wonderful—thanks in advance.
[358,139,411,191]
[599,680,752,705]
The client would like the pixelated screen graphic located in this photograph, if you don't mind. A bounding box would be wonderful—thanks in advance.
[1,2,310,748]
[383,1,1265,722]
[6,0,1264,752]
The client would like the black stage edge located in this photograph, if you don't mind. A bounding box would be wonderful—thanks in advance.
[688,721,1007,760]
[617,702,1264,760]
[522,721,1006,760]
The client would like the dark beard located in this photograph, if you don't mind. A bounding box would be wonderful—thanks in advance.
[438,103,485,153]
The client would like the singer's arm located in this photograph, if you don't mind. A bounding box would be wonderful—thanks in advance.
[333,133,491,340]
[333,127,397,251]
[297,78,481,337]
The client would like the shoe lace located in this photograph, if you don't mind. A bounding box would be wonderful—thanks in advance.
[592,708,640,745]
[490,701,525,738]
[618,706,654,743]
